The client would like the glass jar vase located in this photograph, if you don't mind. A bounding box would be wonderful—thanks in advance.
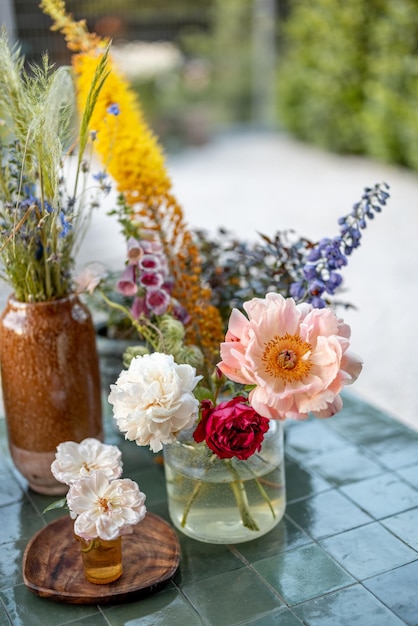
[76,535,123,584]
[163,421,286,544]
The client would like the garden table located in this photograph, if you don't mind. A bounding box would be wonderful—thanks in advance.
[0,391,417,626]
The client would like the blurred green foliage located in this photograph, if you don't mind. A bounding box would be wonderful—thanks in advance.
[181,0,254,125]
[127,0,254,149]
[277,0,418,169]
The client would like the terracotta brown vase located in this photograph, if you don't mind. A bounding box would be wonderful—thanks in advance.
[0,294,103,494]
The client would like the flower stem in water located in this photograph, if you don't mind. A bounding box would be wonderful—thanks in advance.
[181,479,204,528]
[226,460,260,532]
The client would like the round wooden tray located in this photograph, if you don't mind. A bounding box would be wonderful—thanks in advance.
[22,513,180,604]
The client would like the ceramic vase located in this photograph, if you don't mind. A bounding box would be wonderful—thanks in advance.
[0,294,103,495]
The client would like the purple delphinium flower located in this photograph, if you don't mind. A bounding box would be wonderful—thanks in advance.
[290,182,389,307]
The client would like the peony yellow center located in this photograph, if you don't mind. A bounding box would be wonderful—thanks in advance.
[262,333,312,383]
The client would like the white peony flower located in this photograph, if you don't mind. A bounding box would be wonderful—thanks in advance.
[51,438,123,485]
[108,352,202,452]
[67,471,147,541]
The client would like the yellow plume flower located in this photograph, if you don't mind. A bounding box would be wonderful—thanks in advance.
[39,0,101,52]
[41,0,224,375]
[72,52,170,203]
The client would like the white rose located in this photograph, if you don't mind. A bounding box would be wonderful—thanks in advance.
[68,471,147,540]
[51,438,123,485]
[108,352,202,452]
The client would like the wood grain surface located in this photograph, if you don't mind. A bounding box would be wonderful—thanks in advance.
[22,513,180,604]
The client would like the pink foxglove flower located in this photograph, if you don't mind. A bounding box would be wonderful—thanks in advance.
[139,254,161,272]
[127,237,142,263]
[116,264,138,296]
[145,287,170,315]
[108,352,202,452]
[67,471,146,541]
[218,292,362,420]
[51,438,123,485]
[139,271,163,289]
[131,296,147,319]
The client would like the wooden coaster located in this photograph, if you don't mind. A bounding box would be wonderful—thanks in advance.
[22,513,180,604]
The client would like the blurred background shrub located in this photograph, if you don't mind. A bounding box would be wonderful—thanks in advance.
[277,0,418,169]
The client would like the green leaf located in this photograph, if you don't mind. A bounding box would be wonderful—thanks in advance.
[42,497,67,514]
[194,386,214,402]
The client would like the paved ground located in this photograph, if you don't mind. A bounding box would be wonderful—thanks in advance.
[2,130,418,431]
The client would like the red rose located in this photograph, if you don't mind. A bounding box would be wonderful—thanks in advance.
[193,396,270,460]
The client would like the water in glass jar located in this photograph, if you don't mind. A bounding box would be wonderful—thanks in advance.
[165,457,285,544]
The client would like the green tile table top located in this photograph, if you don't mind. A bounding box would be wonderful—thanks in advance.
[1,391,418,626]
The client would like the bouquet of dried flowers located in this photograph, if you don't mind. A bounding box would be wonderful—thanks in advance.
[0,28,109,302]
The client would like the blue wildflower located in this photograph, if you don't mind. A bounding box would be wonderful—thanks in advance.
[93,170,112,195]
[59,211,72,238]
[107,103,120,116]
[303,264,319,280]
[93,171,107,183]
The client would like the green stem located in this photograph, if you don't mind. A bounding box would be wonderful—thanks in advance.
[254,477,276,519]
[181,479,204,528]
[180,453,217,528]
[226,460,260,532]
[98,289,163,351]
[245,463,276,520]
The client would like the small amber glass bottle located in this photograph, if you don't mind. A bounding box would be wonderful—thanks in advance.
[77,535,123,584]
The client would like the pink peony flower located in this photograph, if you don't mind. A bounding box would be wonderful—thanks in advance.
[194,396,270,460]
[218,292,362,420]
